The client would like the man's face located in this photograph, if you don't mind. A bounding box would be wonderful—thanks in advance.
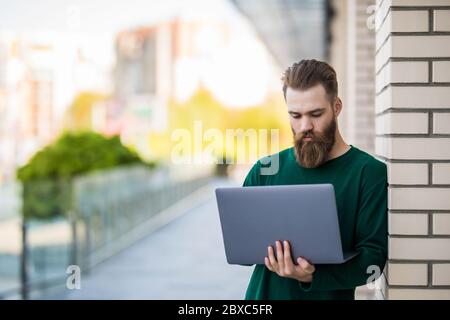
[286,84,337,168]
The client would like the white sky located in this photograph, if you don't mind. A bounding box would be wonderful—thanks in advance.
[0,0,239,33]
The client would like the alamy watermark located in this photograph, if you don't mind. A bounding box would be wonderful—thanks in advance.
[170,121,280,175]
[366,4,377,30]
[66,5,81,31]
[66,265,81,290]
[366,265,382,290]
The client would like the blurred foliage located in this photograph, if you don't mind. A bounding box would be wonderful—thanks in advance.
[147,87,291,162]
[17,131,155,219]
[63,91,108,132]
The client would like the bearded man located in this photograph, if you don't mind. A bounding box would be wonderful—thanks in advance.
[243,59,388,300]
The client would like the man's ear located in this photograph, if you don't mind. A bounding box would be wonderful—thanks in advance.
[333,97,343,117]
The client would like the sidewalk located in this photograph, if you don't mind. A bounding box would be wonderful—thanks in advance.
[53,179,253,299]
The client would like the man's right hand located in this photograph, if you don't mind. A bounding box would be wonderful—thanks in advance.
[264,240,315,283]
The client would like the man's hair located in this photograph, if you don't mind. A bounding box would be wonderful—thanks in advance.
[282,59,338,103]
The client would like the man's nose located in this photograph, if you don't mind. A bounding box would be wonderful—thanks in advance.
[300,119,313,133]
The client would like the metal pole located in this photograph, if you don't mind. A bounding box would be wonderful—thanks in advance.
[70,213,77,267]
[20,220,28,300]
[84,215,91,275]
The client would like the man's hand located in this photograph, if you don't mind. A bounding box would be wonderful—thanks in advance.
[265,240,315,283]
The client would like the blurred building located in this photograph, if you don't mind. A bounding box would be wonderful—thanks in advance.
[329,0,376,154]
[110,18,235,158]
[114,23,171,137]
[0,33,111,183]
[0,37,55,183]
[230,0,329,66]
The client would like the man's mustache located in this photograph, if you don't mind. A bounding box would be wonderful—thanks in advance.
[294,131,314,142]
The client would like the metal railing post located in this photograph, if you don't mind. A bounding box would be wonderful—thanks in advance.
[20,220,29,300]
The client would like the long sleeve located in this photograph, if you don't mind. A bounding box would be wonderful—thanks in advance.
[242,161,262,187]
[238,161,262,267]
[299,160,388,291]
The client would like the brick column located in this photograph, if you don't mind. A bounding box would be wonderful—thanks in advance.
[375,0,450,299]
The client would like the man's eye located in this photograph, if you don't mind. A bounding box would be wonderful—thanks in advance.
[312,113,322,117]
[291,114,300,119]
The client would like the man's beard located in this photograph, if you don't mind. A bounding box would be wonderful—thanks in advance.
[292,117,336,168]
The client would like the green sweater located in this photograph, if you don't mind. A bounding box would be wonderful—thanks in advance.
[243,145,388,300]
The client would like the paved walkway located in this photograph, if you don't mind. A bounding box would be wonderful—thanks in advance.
[54,179,253,299]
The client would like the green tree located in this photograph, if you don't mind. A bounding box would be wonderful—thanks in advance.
[17,131,155,219]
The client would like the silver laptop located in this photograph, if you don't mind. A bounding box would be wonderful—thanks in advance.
[215,184,358,265]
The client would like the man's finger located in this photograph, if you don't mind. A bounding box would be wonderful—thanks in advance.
[264,257,274,272]
[283,241,294,268]
[275,241,285,271]
[298,257,315,274]
[268,246,278,270]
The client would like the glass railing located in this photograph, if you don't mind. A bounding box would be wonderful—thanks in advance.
[0,164,212,299]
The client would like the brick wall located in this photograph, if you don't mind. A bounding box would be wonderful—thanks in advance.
[375,0,450,299]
